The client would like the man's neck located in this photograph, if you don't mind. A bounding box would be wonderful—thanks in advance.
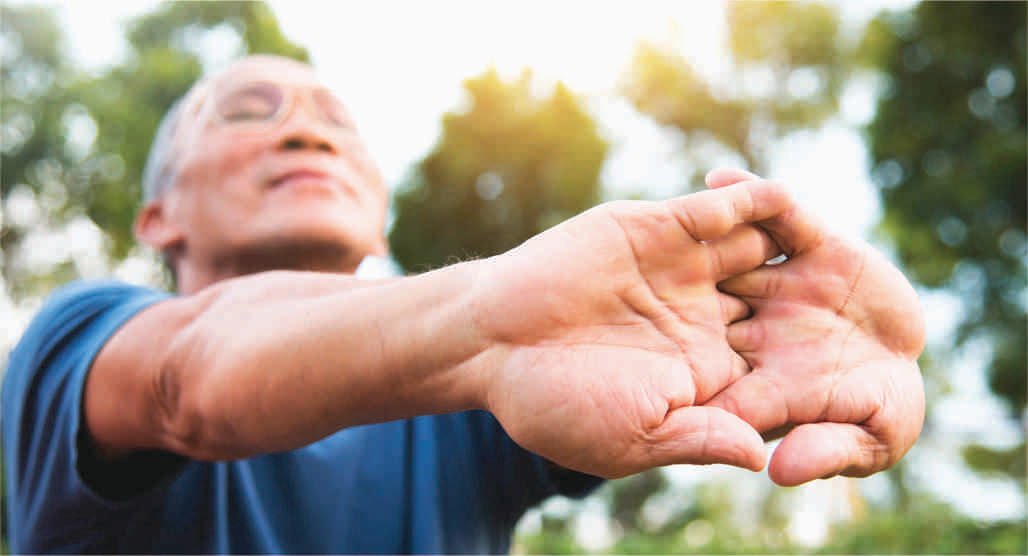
[176,243,362,294]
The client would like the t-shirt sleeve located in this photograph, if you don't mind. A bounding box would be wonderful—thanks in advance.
[1,280,176,552]
[464,410,604,526]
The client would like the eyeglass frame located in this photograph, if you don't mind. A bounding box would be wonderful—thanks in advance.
[187,78,360,136]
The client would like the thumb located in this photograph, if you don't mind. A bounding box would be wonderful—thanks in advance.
[705,168,761,189]
[646,405,767,472]
[768,422,887,486]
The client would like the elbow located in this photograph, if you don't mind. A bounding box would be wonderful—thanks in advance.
[153,342,220,461]
[153,312,244,462]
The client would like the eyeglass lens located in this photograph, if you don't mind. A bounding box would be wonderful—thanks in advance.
[216,82,352,128]
[217,82,284,122]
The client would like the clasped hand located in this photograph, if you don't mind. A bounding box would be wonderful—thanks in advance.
[473,168,925,484]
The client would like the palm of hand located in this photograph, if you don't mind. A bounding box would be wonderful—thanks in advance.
[476,183,790,478]
[712,213,926,485]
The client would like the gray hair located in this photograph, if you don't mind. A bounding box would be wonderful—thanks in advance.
[141,97,188,202]
[141,90,203,288]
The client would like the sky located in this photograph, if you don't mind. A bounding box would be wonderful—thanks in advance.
[5,0,1023,545]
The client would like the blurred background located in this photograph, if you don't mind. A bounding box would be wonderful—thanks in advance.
[0,0,1024,553]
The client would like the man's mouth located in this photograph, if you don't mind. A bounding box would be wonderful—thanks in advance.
[271,170,357,198]
[272,169,332,188]
[268,160,362,199]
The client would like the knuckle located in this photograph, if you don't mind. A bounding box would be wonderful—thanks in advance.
[714,390,744,419]
[763,268,783,299]
[709,244,727,278]
[674,205,702,240]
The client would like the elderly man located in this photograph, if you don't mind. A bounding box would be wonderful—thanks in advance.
[2,55,925,553]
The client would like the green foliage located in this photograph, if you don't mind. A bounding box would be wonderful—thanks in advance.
[728,1,840,68]
[0,2,308,299]
[865,2,1027,417]
[622,43,751,165]
[69,54,201,262]
[820,497,1027,554]
[0,5,75,290]
[962,442,1027,479]
[516,515,584,554]
[389,69,607,271]
[608,470,671,534]
[81,1,309,260]
[125,1,308,59]
[595,2,861,543]
[3,2,1023,554]
[622,0,850,178]
[515,486,1027,555]
[518,2,1026,552]
[515,480,796,554]
[0,6,69,193]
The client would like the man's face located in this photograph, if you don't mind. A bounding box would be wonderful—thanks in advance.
[156,57,389,275]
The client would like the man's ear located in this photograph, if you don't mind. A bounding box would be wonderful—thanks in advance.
[134,200,184,252]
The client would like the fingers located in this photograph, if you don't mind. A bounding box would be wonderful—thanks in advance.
[767,422,887,486]
[707,224,782,282]
[757,204,828,258]
[705,167,759,189]
[710,360,925,485]
[718,292,751,324]
[718,264,787,304]
[704,168,827,257]
[667,180,794,241]
[647,405,767,472]
[726,351,752,390]
[705,372,789,434]
[725,318,767,353]
[765,366,924,486]
[691,343,752,405]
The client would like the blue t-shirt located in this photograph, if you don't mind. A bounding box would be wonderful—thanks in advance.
[2,281,602,553]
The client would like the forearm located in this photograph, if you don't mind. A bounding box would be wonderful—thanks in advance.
[158,262,491,459]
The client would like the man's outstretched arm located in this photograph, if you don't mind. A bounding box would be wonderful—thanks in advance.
[87,265,488,461]
[87,179,794,478]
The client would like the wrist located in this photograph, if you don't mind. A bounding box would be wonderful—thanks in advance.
[456,257,504,412]
[384,257,502,415]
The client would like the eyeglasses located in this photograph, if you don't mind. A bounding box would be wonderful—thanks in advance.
[209,81,355,130]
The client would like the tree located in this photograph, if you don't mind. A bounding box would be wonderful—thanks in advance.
[1,2,309,300]
[819,496,1026,554]
[863,2,1026,482]
[621,0,849,180]
[81,1,308,260]
[605,1,862,548]
[389,69,608,271]
[1,4,308,546]
[0,8,74,545]
[0,5,78,295]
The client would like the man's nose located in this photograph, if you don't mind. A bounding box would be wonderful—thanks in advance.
[278,132,336,153]
[275,99,339,154]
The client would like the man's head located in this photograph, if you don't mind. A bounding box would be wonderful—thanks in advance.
[135,55,389,292]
